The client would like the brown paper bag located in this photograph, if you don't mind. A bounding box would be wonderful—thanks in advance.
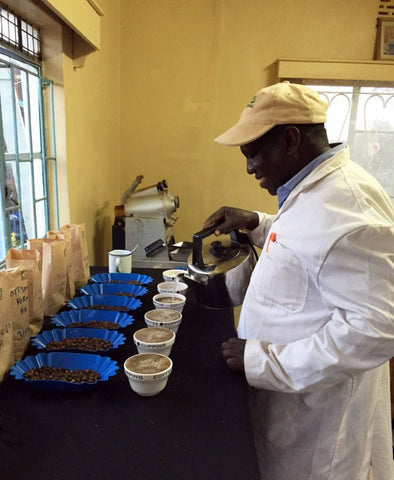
[60,223,90,289]
[0,315,13,383]
[47,230,75,300]
[0,267,30,365]
[0,273,14,382]
[6,248,44,336]
[28,238,68,316]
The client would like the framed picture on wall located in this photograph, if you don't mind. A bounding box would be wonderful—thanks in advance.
[376,18,394,60]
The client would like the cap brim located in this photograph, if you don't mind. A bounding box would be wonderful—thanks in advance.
[214,123,275,146]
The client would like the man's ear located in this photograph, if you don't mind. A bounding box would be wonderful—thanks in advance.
[283,125,301,155]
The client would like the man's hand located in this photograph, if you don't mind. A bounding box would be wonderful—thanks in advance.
[222,337,246,372]
[203,206,259,236]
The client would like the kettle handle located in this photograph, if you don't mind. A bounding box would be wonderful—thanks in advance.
[192,222,221,269]
[192,222,248,269]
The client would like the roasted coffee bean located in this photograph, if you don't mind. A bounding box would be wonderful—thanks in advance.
[23,366,101,383]
[83,305,129,312]
[67,321,119,330]
[47,337,112,351]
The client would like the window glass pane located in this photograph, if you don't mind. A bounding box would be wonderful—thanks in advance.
[35,199,46,238]
[13,68,42,154]
[5,161,20,209]
[27,73,41,153]
[0,10,17,47]
[19,161,35,239]
[46,158,57,228]
[356,87,394,131]
[33,157,44,198]
[5,160,26,247]
[0,65,19,153]
[308,85,352,144]
[353,131,394,198]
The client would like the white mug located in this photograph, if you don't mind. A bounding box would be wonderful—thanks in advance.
[109,249,132,273]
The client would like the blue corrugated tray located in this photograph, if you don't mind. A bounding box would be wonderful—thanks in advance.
[10,352,119,391]
[67,295,142,311]
[52,309,134,329]
[90,272,153,285]
[31,328,126,352]
[80,283,148,297]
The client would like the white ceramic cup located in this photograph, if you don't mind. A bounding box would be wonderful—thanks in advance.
[108,249,132,273]
[157,281,188,295]
[144,309,183,334]
[152,293,186,313]
[162,269,186,282]
[124,353,173,397]
[133,327,176,356]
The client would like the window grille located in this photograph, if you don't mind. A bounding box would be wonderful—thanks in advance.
[305,82,394,203]
[0,3,40,61]
[378,0,394,17]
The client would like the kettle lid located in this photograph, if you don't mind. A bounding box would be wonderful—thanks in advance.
[198,238,241,270]
[188,223,250,273]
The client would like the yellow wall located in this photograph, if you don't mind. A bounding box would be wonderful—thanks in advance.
[59,0,121,266]
[118,0,380,246]
[58,0,380,265]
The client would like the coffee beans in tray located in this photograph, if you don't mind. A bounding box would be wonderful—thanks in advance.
[69,320,120,329]
[67,294,142,312]
[47,338,112,351]
[32,328,126,352]
[52,309,134,329]
[10,352,119,391]
[23,366,101,383]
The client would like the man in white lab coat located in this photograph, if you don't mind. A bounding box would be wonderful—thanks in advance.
[204,82,394,480]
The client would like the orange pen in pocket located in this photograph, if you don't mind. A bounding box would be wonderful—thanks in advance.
[266,232,277,252]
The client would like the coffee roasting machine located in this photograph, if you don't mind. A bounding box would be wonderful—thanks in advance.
[112,175,191,268]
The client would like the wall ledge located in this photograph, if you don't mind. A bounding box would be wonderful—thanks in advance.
[40,0,103,52]
[277,58,394,83]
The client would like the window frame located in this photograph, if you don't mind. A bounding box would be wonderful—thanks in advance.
[0,46,58,266]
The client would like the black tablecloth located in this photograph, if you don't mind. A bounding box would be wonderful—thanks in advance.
[0,268,259,480]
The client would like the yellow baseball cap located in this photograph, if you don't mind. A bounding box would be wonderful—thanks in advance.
[214,81,329,146]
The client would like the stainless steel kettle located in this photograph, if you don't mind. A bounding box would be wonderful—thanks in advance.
[183,223,258,309]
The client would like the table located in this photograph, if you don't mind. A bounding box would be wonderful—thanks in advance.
[0,268,260,480]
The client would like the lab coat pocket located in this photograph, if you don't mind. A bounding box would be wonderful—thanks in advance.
[252,240,308,313]
[250,388,301,449]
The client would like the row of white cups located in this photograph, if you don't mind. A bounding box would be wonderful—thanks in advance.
[124,268,188,397]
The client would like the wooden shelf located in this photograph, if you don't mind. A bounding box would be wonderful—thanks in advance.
[277,58,394,83]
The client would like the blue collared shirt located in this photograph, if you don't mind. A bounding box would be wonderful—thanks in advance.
[277,143,345,208]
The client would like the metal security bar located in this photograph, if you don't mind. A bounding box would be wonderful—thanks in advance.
[0,56,58,263]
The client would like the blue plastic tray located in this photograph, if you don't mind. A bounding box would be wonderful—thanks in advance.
[52,309,134,329]
[90,272,153,285]
[80,283,148,297]
[10,352,119,391]
[67,295,142,311]
[32,328,126,352]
